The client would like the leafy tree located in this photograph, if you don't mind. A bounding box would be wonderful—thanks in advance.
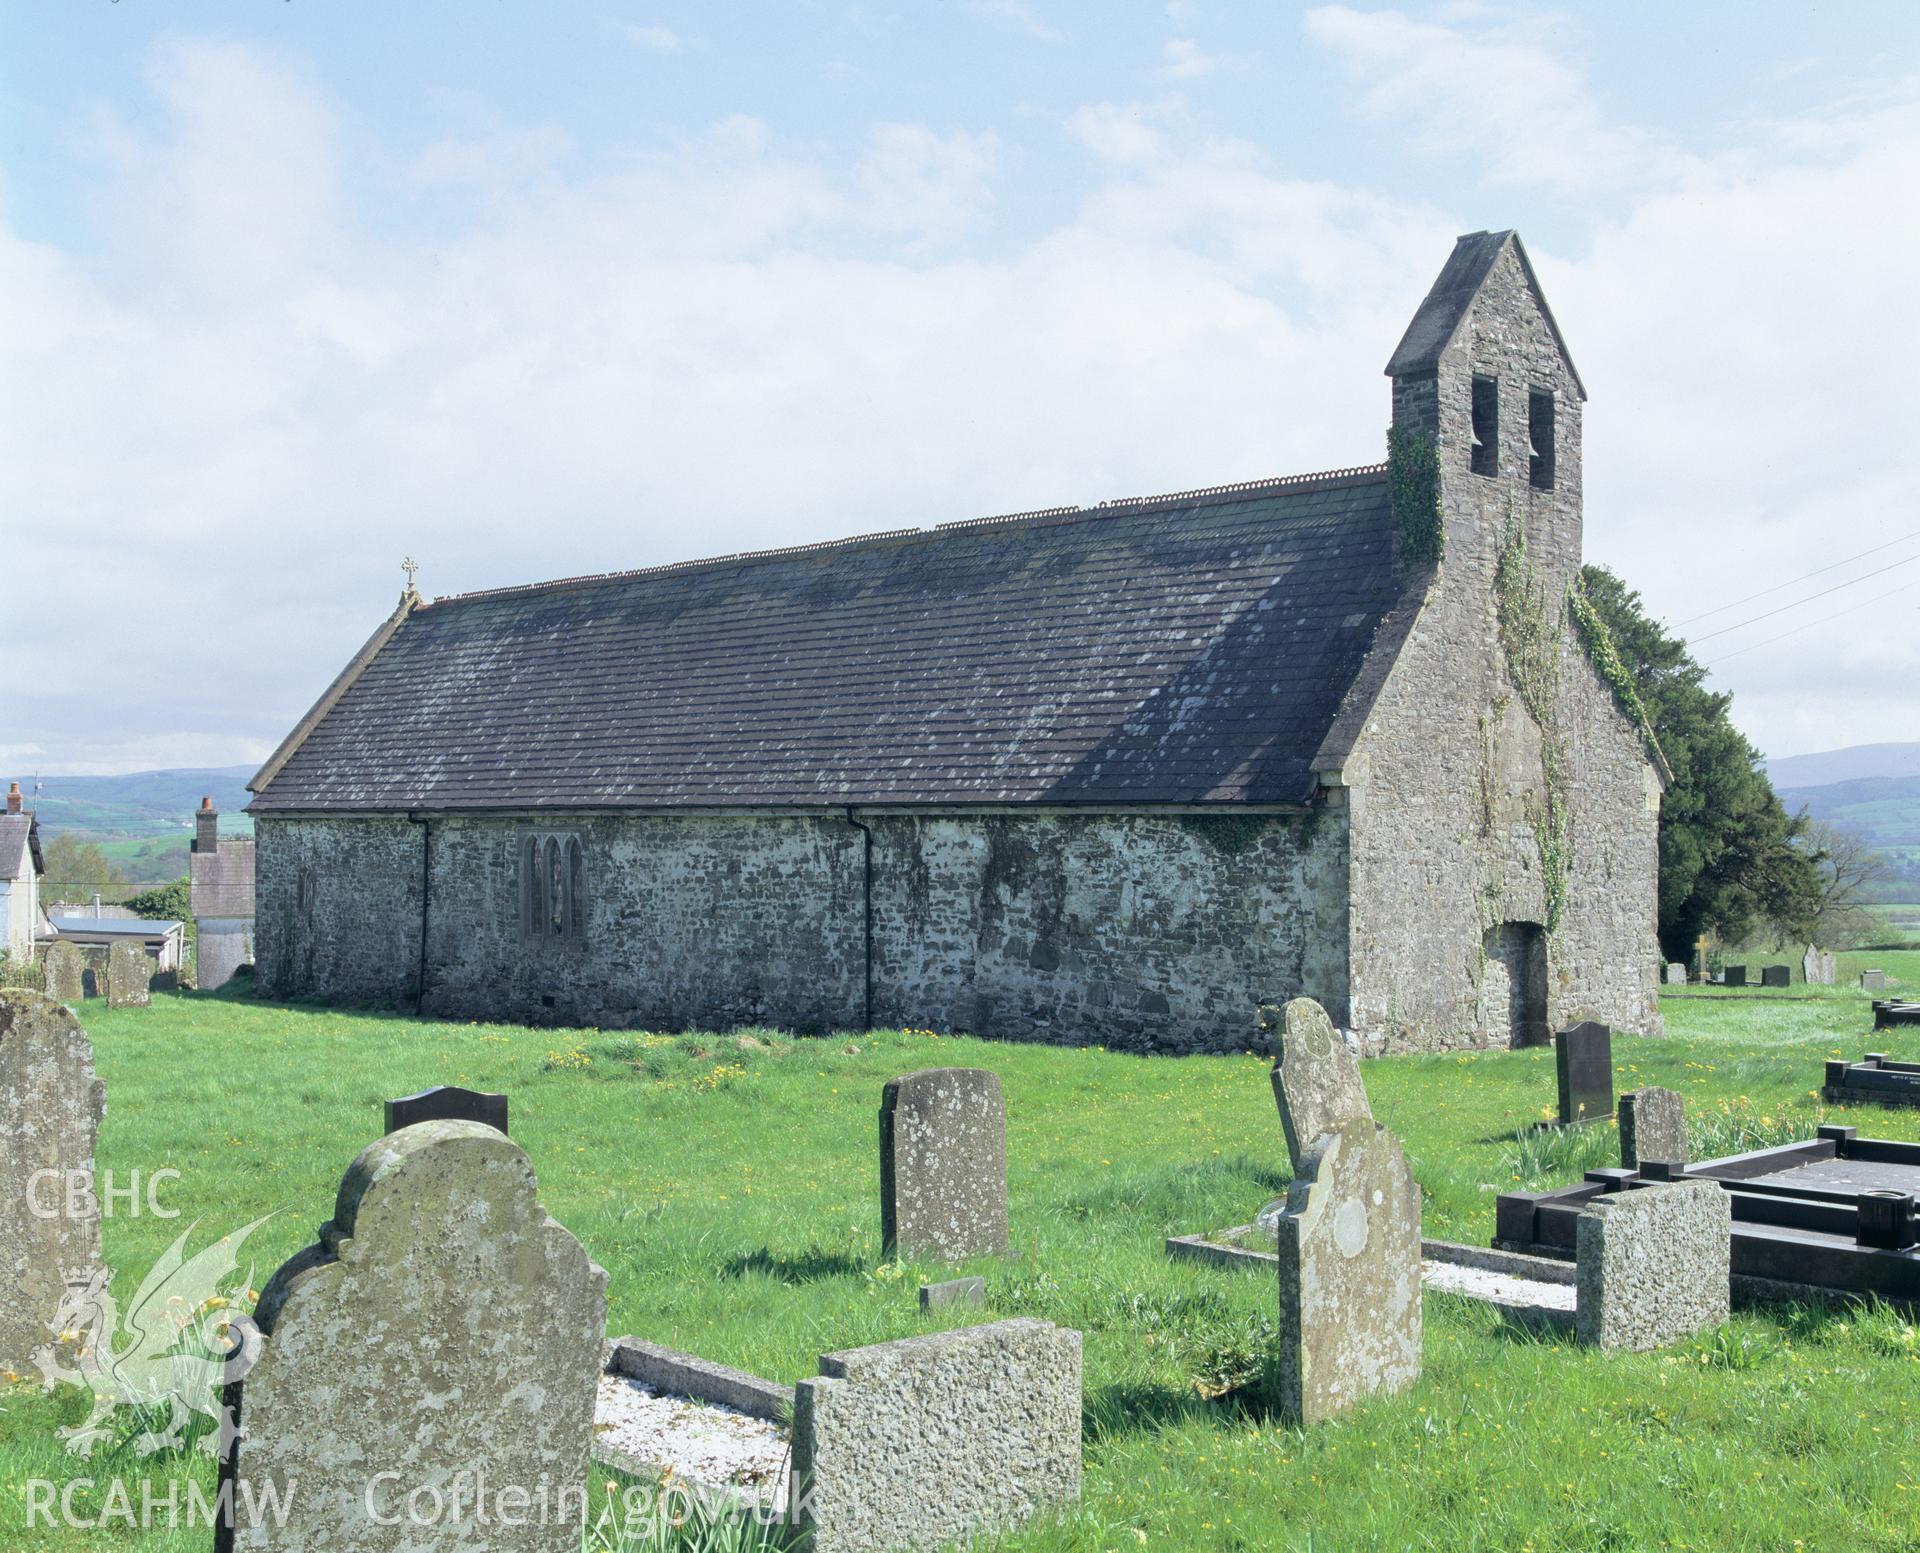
[38,835,128,910]
[125,875,192,924]
[1579,566,1823,960]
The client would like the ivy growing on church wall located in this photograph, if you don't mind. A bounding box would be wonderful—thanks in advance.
[1386,424,1443,567]
[1493,511,1573,935]
[1567,584,1666,768]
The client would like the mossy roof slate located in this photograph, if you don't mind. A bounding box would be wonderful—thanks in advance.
[250,468,1405,812]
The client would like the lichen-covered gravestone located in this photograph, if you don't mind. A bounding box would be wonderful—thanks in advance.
[224,1120,608,1551]
[1263,998,1370,1174]
[1268,998,1420,1426]
[105,941,151,1008]
[1665,962,1687,986]
[1575,1180,1730,1352]
[43,943,86,1003]
[879,1069,1009,1260]
[1803,947,1837,987]
[1618,1086,1688,1170]
[0,991,107,1375]
[793,1318,1081,1553]
[1862,969,1888,992]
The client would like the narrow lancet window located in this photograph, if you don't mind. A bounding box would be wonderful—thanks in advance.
[1528,388,1555,491]
[1470,375,1499,477]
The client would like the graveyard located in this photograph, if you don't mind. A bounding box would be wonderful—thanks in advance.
[2,960,1918,1551]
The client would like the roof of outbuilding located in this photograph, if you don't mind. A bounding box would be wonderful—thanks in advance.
[250,466,1417,813]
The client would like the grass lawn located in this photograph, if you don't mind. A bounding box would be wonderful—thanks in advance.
[6,970,1920,1551]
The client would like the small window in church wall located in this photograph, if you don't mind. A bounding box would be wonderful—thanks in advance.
[1528,388,1555,491]
[1469,375,1499,477]
[522,832,586,942]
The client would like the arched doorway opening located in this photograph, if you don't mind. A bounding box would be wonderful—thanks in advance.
[1484,921,1548,1048]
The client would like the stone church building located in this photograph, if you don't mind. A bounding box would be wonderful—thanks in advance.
[249,231,1664,1052]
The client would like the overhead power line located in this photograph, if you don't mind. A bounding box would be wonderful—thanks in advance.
[1706,583,1916,666]
[1675,527,1920,626]
[1688,552,1920,645]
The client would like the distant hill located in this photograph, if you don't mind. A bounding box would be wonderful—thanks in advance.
[24,766,256,840]
[1767,742,1920,789]
[1777,772,1920,885]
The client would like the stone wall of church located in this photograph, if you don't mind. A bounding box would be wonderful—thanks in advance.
[252,806,1349,1053]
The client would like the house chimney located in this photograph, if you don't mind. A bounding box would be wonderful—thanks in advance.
[5,782,19,815]
[194,795,219,854]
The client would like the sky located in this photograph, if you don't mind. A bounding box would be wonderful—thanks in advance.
[3,0,1918,775]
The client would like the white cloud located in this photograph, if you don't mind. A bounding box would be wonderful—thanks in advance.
[4,23,1917,774]
[1304,4,1686,193]
[1160,38,1247,81]
[970,0,1063,43]
[621,23,679,52]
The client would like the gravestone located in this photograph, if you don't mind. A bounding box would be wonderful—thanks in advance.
[918,1276,985,1312]
[105,941,151,1008]
[879,1069,1009,1260]
[1555,1021,1613,1125]
[1265,997,1371,1176]
[1272,1116,1422,1425]
[1821,951,1837,985]
[793,1318,1081,1553]
[1723,965,1747,988]
[0,991,107,1375]
[1862,969,1888,992]
[1803,947,1837,987]
[1575,1180,1730,1352]
[1619,1086,1687,1170]
[1665,962,1687,986]
[224,1120,608,1551]
[383,1085,508,1137]
[42,942,85,1002]
[1761,965,1792,989]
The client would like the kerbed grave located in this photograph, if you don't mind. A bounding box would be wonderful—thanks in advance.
[1176,1011,1743,1351]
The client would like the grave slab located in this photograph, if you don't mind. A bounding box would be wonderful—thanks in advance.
[1555,1021,1613,1125]
[1272,1117,1422,1425]
[1575,1180,1730,1352]
[1619,1086,1687,1170]
[1265,997,1370,1176]
[879,1069,1009,1260]
[0,991,107,1375]
[792,1318,1080,1553]
[225,1119,608,1551]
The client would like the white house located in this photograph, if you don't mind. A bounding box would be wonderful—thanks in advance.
[0,782,46,963]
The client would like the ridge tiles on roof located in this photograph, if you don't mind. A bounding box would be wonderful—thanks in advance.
[427,461,1388,610]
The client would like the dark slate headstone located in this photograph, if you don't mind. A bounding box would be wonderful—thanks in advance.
[1761,965,1792,989]
[880,1068,1009,1260]
[1555,1021,1613,1125]
[1722,966,1747,988]
[383,1086,509,1137]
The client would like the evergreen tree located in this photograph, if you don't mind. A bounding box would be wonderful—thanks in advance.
[1579,565,1821,959]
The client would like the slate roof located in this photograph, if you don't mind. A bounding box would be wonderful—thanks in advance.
[1385,230,1586,400]
[250,466,1413,813]
[0,814,39,881]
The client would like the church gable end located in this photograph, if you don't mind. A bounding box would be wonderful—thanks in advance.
[1342,231,1662,1053]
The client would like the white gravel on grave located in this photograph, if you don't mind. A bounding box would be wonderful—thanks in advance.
[593,1375,792,1507]
[1421,1258,1576,1312]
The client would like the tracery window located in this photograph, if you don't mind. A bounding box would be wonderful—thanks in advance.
[522,832,586,941]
